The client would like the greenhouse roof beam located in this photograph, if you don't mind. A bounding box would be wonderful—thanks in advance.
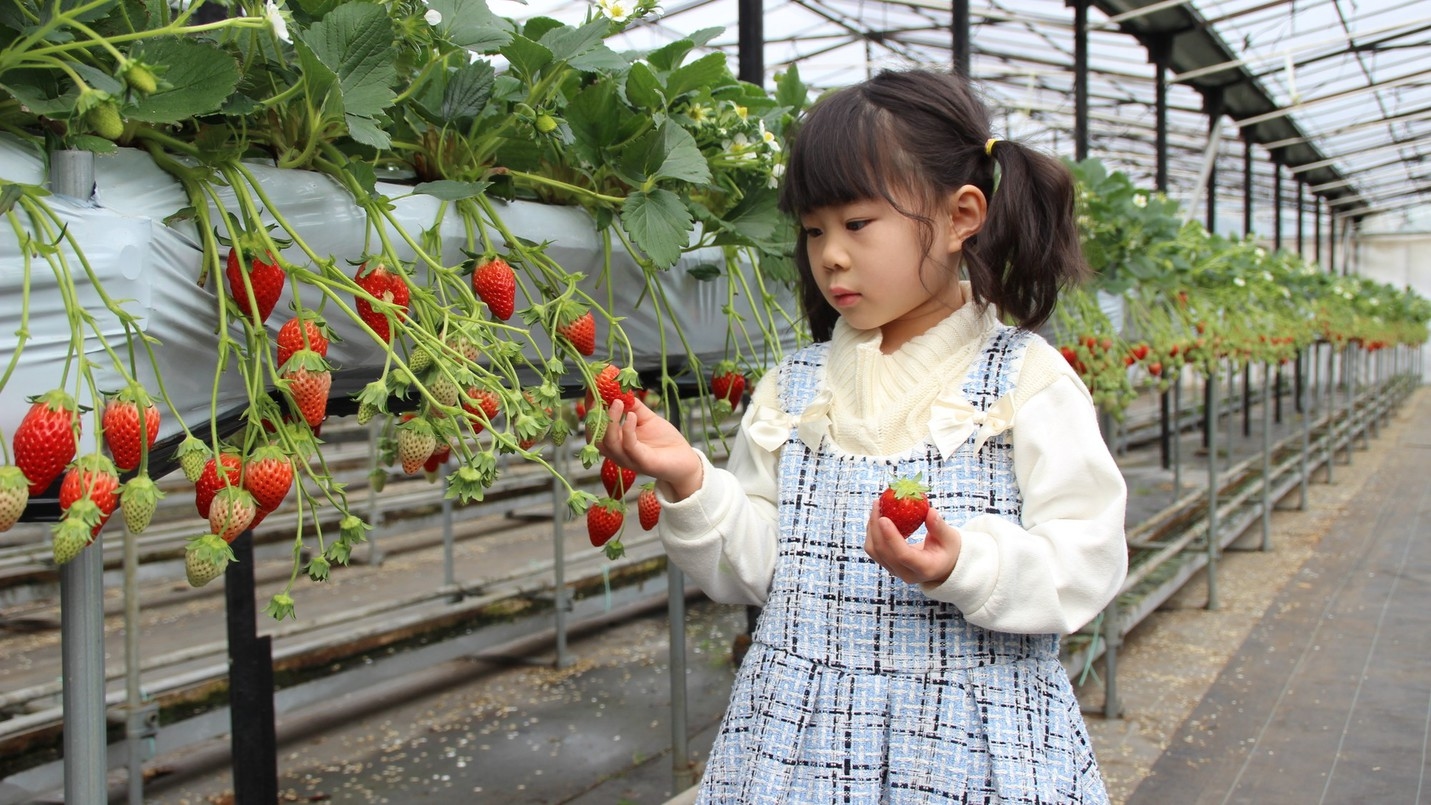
[1088,0,1369,210]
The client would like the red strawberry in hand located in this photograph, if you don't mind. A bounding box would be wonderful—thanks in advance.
[710,362,747,408]
[102,388,160,472]
[591,363,635,410]
[586,497,625,548]
[600,457,636,497]
[13,389,81,496]
[471,256,517,321]
[878,474,931,538]
[354,262,411,343]
[557,309,596,356]
[637,483,661,531]
[225,246,285,326]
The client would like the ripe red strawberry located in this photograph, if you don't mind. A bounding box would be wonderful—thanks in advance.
[471,256,517,321]
[13,389,81,495]
[591,363,635,409]
[396,416,437,474]
[185,534,234,588]
[275,314,330,368]
[586,497,624,547]
[195,452,243,519]
[243,446,293,512]
[225,246,284,325]
[0,466,31,533]
[281,349,332,428]
[557,309,596,356]
[710,362,747,408]
[58,454,120,537]
[462,387,501,434]
[600,457,636,497]
[878,474,931,537]
[102,389,160,472]
[209,486,257,542]
[354,262,411,343]
[637,483,660,531]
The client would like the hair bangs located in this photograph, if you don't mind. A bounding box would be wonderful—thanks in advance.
[778,89,903,217]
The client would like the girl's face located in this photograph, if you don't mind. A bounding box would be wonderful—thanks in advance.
[799,192,972,352]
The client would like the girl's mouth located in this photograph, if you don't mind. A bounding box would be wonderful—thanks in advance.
[829,288,860,307]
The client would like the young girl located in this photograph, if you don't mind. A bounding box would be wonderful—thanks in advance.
[599,69,1127,803]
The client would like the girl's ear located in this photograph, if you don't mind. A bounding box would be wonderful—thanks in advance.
[944,185,988,253]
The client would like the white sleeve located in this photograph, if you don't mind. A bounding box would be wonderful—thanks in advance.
[653,387,782,606]
[921,373,1128,634]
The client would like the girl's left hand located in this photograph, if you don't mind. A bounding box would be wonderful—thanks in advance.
[865,504,962,586]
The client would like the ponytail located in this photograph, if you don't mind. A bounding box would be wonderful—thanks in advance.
[965,140,1089,330]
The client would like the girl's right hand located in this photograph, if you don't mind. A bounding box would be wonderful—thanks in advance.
[597,397,703,501]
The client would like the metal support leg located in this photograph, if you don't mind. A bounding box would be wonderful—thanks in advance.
[61,534,108,805]
[1205,366,1220,611]
[1260,364,1271,550]
[225,531,278,805]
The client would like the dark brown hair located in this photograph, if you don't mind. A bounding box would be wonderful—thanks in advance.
[778,69,1088,341]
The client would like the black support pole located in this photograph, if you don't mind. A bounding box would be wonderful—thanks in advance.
[1150,35,1170,193]
[1296,180,1305,256]
[1205,88,1223,235]
[1242,136,1254,237]
[1315,196,1323,266]
[1273,161,1283,252]
[737,0,763,86]
[1072,0,1089,161]
[952,0,971,77]
[225,530,278,805]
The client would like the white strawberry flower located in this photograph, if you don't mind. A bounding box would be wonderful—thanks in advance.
[1132,193,1147,208]
[597,0,635,22]
[758,120,781,153]
[766,162,785,189]
[264,0,291,43]
[424,8,443,26]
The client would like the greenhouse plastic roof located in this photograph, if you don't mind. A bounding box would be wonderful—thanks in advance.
[496,0,1430,236]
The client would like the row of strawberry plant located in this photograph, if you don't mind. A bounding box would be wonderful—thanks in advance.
[0,0,800,618]
[1053,159,1430,414]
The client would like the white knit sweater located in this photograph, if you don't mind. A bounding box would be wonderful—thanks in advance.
[657,299,1129,635]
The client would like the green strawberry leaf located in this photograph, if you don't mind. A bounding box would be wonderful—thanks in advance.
[619,122,710,186]
[442,60,495,122]
[300,2,397,118]
[665,52,731,103]
[624,62,664,112]
[125,39,239,123]
[622,188,692,268]
[502,34,553,80]
[426,0,512,52]
[539,17,608,64]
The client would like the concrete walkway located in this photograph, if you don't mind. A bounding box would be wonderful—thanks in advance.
[1128,389,1431,804]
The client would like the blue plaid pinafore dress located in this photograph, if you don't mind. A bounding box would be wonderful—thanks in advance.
[697,326,1109,804]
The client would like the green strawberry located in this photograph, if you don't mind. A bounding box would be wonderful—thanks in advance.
[185,534,235,588]
[119,475,162,534]
[51,518,92,565]
[176,435,209,483]
[0,466,29,533]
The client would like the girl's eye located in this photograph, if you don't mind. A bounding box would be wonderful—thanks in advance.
[846,219,868,232]
[802,226,823,238]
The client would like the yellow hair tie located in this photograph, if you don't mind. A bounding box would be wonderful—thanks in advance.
[984,137,1001,157]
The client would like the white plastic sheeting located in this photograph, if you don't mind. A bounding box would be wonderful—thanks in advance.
[0,135,798,463]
